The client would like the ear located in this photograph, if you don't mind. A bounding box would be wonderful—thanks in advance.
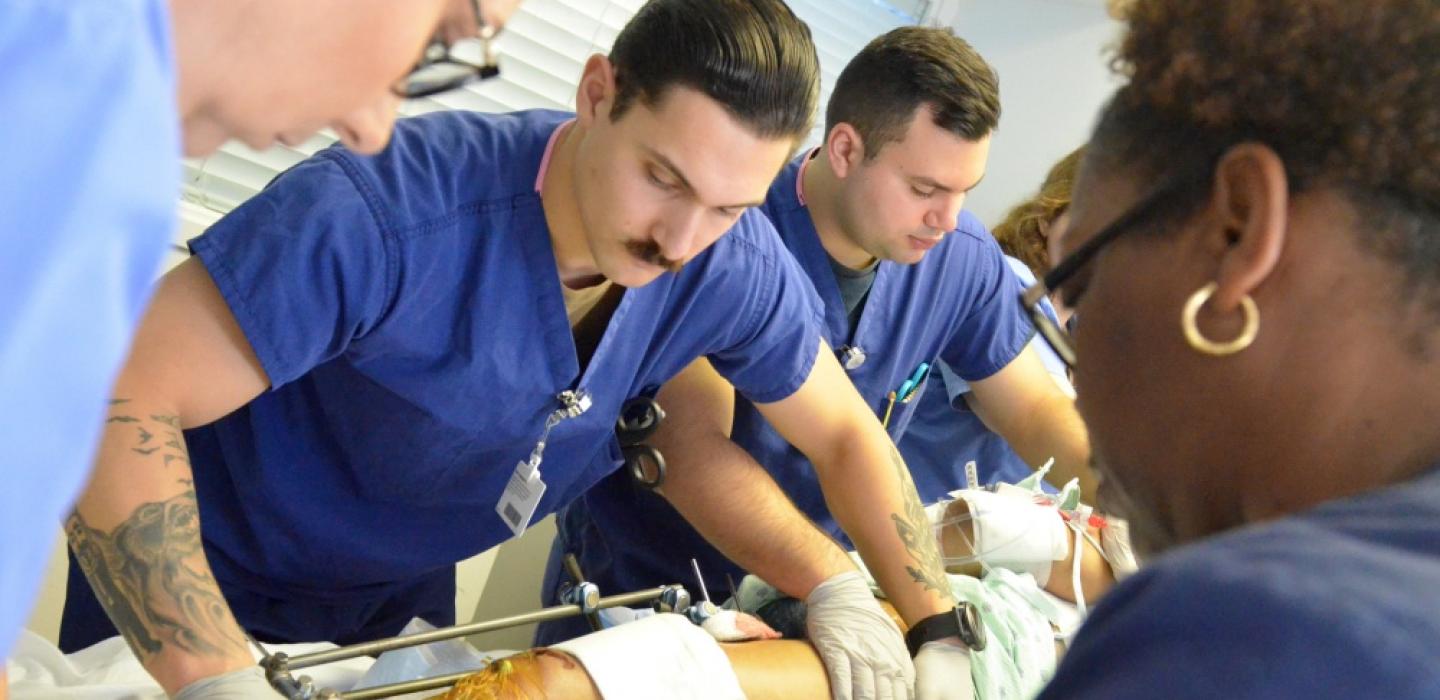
[574,54,616,128]
[824,123,865,179]
[1208,143,1289,311]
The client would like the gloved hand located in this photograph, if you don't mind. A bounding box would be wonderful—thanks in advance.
[805,571,915,700]
[914,638,975,700]
[173,666,278,699]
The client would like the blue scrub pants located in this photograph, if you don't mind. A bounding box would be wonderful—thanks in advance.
[58,549,456,652]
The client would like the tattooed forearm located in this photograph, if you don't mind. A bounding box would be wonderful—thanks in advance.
[65,488,247,663]
[108,400,191,469]
[888,446,952,597]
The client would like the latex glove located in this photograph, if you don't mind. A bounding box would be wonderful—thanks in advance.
[914,638,975,700]
[173,667,277,699]
[805,571,915,700]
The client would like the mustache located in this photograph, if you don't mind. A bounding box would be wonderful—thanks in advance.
[625,240,684,273]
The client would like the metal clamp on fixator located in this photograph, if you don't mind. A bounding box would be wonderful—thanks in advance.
[559,580,602,616]
[652,584,692,615]
[260,650,331,700]
[686,600,720,625]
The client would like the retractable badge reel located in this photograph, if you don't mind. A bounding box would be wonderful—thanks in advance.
[497,389,591,536]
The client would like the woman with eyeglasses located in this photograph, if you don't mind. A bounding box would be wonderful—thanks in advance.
[1025,0,1440,697]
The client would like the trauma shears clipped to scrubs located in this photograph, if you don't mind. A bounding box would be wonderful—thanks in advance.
[617,396,666,489]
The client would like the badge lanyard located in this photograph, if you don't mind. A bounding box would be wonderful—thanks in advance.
[496,389,591,536]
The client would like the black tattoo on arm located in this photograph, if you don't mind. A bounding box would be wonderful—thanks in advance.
[69,399,244,663]
[107,401,191,470]
[888,446,952,597]
[65,486,247,663]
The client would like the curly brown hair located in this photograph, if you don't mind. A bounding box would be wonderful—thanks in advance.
[1088,0,1440,292]
[992,146,1084,278]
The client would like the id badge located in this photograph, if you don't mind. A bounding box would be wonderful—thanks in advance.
[497,460,547,537]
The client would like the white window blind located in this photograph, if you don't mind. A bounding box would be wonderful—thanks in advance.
[179,0,919,225]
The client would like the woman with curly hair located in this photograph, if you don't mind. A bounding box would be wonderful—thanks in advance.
[991,146,1083,326]
[1025,0,1440,697]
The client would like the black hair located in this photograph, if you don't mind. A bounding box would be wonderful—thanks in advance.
[825,26,999,158]
[609,0,820,142]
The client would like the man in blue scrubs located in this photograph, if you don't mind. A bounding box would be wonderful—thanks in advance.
[1,0,512,693]
[542,27,1092,699]
[901,264,1073,493]
[903,149,1082,493]
[59,2,962,698]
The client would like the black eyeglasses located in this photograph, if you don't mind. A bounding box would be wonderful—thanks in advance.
[1020,173,1209,369]
[393,0,501,99]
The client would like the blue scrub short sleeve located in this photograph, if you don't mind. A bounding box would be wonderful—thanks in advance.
[189,152,393,388]
[1038,549,1420,699]
[940,231,1035,383]
[707,223,825,405]
[0,0,177,659]
[941,258,1070,410]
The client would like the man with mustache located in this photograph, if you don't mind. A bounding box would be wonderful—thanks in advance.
[544,27,1092,700]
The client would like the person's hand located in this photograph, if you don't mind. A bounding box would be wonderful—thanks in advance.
[914,638,975,700]
[805,571,915,700]
[173,667,276,699]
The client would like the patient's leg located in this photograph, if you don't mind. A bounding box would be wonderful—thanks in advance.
[724,639,830,700]
[439,649,600,699]
[436,637,832,700]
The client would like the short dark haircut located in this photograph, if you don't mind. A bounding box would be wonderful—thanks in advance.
[1087,0,1440,306]
[608,0,820,143]
[825,26,1000,158]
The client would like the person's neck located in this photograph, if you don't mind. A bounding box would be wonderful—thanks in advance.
[1236,330,1440,525]
[539,121,605,289]
[803,152,876,270]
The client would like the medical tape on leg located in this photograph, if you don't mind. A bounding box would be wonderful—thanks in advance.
[938,489,1068,587]
[553,612,745,700]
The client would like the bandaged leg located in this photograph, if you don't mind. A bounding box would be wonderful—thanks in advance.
[554,613,745,700]
[701,610,781,642]
[932,489,1069,586]
[440,649,591,700]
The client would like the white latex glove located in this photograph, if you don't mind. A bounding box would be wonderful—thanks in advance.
[914,638,975,700]
[805,571,915,700]
[173,667,278,699]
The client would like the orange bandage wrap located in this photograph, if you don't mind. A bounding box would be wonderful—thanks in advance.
[439,649,569,700]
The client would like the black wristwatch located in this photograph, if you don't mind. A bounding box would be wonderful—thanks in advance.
[905,603,986,655]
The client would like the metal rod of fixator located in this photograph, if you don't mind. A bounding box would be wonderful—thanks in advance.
[285,586,676,671]
[336,670,476,700]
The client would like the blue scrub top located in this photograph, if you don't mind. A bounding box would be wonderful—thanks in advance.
[1039,464,1440,698]
[183,110,824,605]
[899,257,1072,492]
[0,0,177,656]
[541,153,1033,637]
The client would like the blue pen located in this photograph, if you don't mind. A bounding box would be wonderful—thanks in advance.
[881,362,932,428]
[897,361,931,403]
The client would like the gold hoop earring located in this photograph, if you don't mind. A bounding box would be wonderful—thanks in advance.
[1182,282,1258,356]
